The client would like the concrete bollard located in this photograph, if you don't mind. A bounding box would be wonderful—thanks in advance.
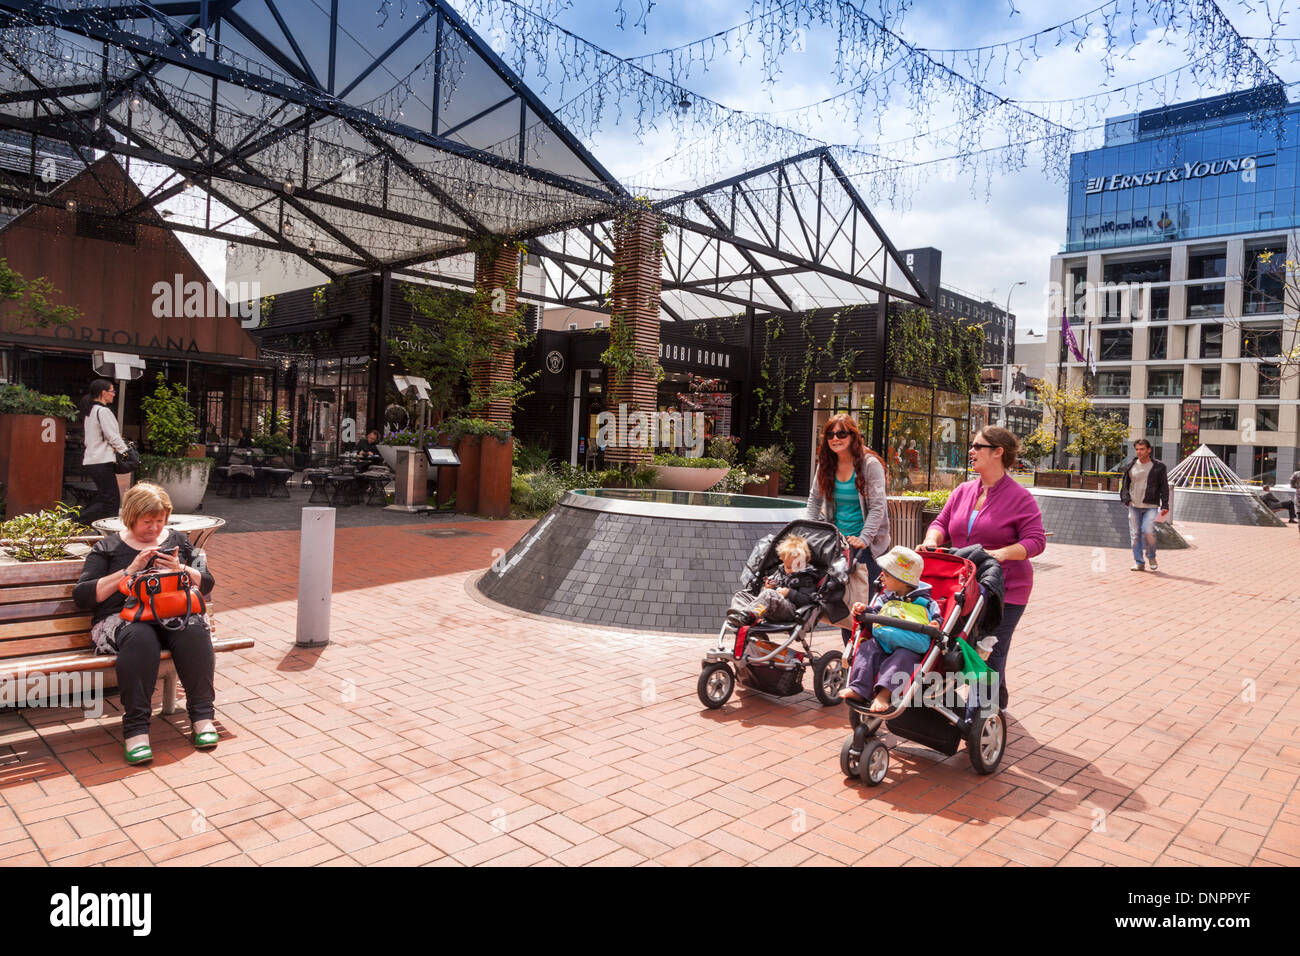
[295,507,335,647]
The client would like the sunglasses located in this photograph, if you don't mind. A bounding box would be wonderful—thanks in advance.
[969,442,996,451]
[826,429,852,440]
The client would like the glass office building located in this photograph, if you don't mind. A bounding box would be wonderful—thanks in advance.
[1048,88,1300,486]
[1065,87,1300,253]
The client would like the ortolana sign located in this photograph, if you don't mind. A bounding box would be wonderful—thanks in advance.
[1085,155,1257,194]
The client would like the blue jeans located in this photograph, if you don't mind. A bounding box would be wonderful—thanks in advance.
[841,548,881,645]
[970,602,1025,715]
[1127,505,1159,566]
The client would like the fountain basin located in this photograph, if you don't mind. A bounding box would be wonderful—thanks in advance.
[475,489,808,634]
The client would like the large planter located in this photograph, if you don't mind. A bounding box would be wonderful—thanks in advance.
[138,458,213,512]
[741,473,770,496]
[652,465,730,492]
[1035,472,1072,489]
[920,507,942,538]
[377,443,399,471]
[478,435,513,519]
[0,413,67,518]
[767,473,781,497]
[455,435,482,514]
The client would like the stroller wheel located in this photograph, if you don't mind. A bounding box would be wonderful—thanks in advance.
[967,711,1006,775]
[812,652,845,706]
[697,664,735,709]
[839,734,861,778]
[859,740,889,787]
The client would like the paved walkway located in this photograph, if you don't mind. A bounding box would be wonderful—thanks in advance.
[1,519,1297,866]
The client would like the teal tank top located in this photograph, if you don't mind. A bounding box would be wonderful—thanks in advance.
[833,476,864,537]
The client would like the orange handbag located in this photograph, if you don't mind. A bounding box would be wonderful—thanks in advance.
[119,568,206,630]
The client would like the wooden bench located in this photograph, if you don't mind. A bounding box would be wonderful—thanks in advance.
[0,555,253,714]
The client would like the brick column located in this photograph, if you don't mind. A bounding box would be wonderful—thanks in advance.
[470,244,519,427]
[604,210,663,466]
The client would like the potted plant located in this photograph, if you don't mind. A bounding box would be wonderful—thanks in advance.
[746,444,790,497]
[920,488,952,536]
[0,383,77,518]
[137,374,211,512]
[651,453,731,492]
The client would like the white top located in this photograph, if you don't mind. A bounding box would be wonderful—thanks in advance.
[1128,459,1157,508]
[82,402,128,466]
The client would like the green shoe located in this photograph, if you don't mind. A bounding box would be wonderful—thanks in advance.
[192,729,219,750]
[124,743,153,765]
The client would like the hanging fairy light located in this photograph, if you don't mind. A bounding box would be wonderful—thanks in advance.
[129,93,143,111]
[308,238,317,255]
[283,218,294,236]
[64,198,76,211]
[284,175,295,195]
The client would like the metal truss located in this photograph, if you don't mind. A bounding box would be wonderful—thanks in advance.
[528,148,931,321]
[0,2,928,319]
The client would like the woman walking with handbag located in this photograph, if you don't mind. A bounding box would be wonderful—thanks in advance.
[79,378,130,526]
[805,414,891,643]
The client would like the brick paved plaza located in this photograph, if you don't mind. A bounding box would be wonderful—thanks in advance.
[1,517,1297,867]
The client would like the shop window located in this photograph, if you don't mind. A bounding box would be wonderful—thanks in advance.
[1144,405,1163,439]
[1147,370,1182,397]
[1198,405,1236,430]
[1256,406,1280,431]
[1201,368,1221,398]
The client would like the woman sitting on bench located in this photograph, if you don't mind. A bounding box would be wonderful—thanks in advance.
[73,483,218,766]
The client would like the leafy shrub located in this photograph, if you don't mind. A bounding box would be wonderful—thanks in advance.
[652,454,729,469]
[514,440,551,473]
[708,468,765,493]
[747,444,789,475]
[0,383,76,420]
[0,504,92,561]
[706,436,738,464]
[923,489,952,510]
[139,374,198,459]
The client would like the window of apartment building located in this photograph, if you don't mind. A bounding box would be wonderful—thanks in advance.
[1188,250,1227,279]
[1201,367,1221,397]
[1103,257,1171,285]
[1200,323,1223,359]
[1143,405,1163,438]
[592,320,605,328]
[1148,325,1168,360]
[1147,370,1182,397]
[1100,328,1132,361]
[1256,406,1280,431]
[1187,282,1225,317]
[1242,325,1282,357]
[1069,266,1088,317]
[1096,370,1130,396]
[1244,243,1285,314]
[1258,364,1282,398]
[1199,405,1236,430]
[567,322,578,330]
[1099,285,1124,322]
[1148,287,1170,320]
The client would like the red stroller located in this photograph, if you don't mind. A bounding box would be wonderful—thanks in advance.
[839,548,1006,787]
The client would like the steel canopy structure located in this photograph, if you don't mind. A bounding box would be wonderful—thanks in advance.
[0,0,930,317]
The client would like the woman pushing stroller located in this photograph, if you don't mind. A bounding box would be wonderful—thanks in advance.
[839,546,941,712]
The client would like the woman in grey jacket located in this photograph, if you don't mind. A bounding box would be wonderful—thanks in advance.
[805,414,891,640]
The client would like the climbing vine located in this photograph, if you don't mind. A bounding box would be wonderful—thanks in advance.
[887,307,983,395]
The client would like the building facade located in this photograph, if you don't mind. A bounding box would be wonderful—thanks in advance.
[1047,88,1300,482]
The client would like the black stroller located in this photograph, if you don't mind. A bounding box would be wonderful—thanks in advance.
[697,519,854,710]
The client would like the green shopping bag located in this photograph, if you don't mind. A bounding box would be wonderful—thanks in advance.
[956,637,991,681]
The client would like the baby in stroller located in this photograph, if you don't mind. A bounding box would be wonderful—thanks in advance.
[839,546,941,712]
[726,534,819,627]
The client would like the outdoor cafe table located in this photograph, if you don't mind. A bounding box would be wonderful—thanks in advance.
[92,514,227,551]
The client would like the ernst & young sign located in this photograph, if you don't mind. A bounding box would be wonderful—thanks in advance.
[1085,155,1258,194]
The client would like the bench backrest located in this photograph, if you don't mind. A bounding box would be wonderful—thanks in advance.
[0,560,92,660]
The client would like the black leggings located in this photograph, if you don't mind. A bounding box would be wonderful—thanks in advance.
[115,620,215,738]
[81,462,121,526]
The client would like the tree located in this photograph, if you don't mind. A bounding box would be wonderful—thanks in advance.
[0,258,80,333]
[1036,381,1130,474]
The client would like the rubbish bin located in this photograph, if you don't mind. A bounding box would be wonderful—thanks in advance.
[886,496,926,550]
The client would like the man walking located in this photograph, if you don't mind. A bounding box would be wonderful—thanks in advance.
[1119,439,1171,571]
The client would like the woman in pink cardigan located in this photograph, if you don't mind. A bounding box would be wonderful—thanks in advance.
[920,425,1046,711]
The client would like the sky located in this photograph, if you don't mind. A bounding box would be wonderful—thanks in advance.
[159,0,1298,334]
[449,0,1299,332]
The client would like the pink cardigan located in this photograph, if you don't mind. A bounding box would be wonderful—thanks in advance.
[931,474,1046,605]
